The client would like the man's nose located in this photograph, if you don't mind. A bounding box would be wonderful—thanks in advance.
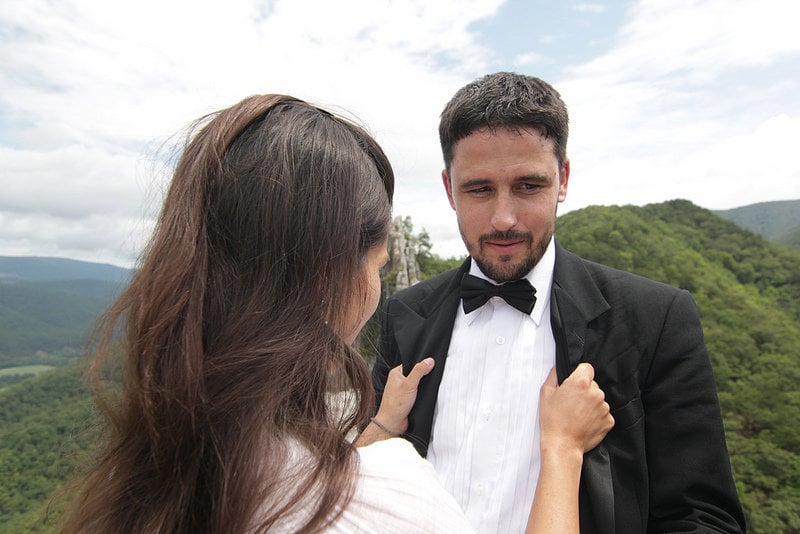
[491,193,517,231]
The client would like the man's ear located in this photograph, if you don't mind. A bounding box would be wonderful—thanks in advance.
[442,170,456,210]
[557,159,570,202]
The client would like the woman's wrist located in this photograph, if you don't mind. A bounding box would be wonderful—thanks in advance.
[373,409,408,435]
[540,438,584,467]
[369,417,400,437]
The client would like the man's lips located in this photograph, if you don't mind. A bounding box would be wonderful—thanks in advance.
[485,240,524,251]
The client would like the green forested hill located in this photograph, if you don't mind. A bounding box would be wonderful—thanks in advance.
[557,199,800,532]
[0,280,122,367]
[1,201,798,532]
[0,257,130,368]
[0,362,97,532]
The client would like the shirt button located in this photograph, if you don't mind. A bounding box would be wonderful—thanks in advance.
[496,336,506,345]
[476,483,485,495]
[483,408,492,421]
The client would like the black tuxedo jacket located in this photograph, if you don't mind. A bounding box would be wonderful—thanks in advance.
[374,242,745,533]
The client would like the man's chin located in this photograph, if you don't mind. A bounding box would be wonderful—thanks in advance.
[473,255,533,283]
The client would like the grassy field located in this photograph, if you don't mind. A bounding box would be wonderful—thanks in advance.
[0,365,55,377]
[0,365,55,391]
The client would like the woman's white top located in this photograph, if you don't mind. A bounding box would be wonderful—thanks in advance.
[262,437,475,533]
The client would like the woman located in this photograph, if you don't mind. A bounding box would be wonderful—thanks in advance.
[61,94,612,533]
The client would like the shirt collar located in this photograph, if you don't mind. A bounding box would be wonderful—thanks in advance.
[464,237,556,326]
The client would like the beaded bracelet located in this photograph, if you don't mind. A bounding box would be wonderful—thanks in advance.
[370,417,399,437]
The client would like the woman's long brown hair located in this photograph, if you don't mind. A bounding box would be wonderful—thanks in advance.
[60,95,394,533]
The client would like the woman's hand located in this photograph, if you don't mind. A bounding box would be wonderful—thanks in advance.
[538,363,614,457]
[354,358,434,446]
[525,363,615,534]
[374,358,435,435]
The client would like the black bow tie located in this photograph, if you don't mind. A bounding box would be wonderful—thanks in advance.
[460,274,536,315]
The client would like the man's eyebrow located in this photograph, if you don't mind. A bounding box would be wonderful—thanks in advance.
[516,174,550,183]
[459,178,493,189]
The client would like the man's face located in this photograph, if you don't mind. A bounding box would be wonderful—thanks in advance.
[442,127,569,282]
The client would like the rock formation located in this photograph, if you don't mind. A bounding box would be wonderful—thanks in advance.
[387,216,421,294]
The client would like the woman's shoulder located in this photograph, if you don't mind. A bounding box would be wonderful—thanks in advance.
[356,436,431,471]
[355,437,443,495]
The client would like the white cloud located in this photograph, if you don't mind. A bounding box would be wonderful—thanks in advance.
[0,0,504,265]
[557,0,800,215]
[0,145,144,218]
[2,0,799,265]
[562,113,800,212]
[572,0,800,79]
[570,3,608,14]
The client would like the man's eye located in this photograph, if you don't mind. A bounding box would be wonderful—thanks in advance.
[519,183,542,192]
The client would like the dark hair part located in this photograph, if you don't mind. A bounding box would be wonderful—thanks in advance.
[61,95,394,533]
[439,71,569,171]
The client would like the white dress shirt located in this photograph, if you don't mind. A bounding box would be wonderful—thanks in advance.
[427,238,557,534]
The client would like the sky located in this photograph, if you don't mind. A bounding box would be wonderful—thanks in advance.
[1,0,799,267]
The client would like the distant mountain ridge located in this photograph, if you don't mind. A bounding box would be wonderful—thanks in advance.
[0,256,131,283]
[0,256,132,368]
[714,199,800,247]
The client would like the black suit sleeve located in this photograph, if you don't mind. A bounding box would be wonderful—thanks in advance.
[643,290,745,532]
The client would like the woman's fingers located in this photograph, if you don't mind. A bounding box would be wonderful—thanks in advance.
[403,357,435,386]
[539,363,615,454]
[376,357,435,434]
[564,361,595,386]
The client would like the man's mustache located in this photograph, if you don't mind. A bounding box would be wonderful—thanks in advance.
[479,231,532,243]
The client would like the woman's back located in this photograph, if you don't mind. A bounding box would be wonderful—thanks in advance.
[60,95,396,533]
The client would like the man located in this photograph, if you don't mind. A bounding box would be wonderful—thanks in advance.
[373,72,745,533]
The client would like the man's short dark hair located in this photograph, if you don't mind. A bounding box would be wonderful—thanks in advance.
[439,72,569,171]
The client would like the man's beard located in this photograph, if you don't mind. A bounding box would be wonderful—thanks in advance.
[465,226,552,283]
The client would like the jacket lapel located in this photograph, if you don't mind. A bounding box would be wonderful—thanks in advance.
[551,242,610,380]
[392,259,469,454]
[551,242,615,534]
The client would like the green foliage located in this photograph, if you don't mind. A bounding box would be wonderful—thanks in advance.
[558,199,800,532]
[0,348,84,371]
[0,361,98,532]
[0,256,129,369]
[406,223,465,280]
[0,367,55,392]
[0,373,35,389]
[0,279,122,368]
[417,253,465,278]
